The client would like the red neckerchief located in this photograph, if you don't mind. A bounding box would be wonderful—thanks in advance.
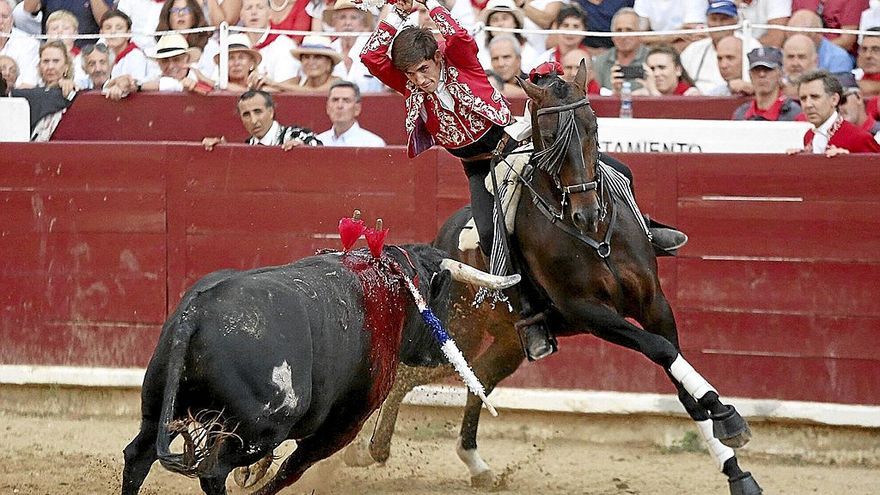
[587,79,601,95]
[868,96,880,119]
[70,46,81,56]
[806,114,844,152]
[252,31,273,50]
[552,47,562,64]
[862,72,880,81]
[115,42,139,62]
[743,95,787,120]
[673,80,692,95]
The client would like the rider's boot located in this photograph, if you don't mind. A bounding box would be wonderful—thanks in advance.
[645,216,688,256]
[515,310,558,361]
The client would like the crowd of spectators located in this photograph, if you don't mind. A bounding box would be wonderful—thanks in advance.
[2,0,880,148]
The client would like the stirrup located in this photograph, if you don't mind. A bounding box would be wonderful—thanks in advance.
[515,313,558,361]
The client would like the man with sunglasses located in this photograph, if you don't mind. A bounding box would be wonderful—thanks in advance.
[75,43,110,89]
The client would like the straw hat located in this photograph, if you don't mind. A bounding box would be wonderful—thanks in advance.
[322,0,375,28]
[148,33,195,59]
[290,35,343,65]
[480,0,524,28]
[213,33,263,66]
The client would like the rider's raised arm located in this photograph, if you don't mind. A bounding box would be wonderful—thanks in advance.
[360,10,410,95]
[425,0,481,71]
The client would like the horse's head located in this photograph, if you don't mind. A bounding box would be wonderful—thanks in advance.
[518,61,602,234]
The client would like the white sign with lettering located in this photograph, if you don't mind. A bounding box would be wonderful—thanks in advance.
[596,118,812,153]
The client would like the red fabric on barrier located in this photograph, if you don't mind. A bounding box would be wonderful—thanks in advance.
[2,144,879,405]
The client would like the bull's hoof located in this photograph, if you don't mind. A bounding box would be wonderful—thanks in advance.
[729,471,762,495]
[233,455,272,488]
[342,443,376,467]
[470,469,495,489]
[712,405,752,448]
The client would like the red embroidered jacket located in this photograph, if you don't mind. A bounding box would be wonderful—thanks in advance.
[360,1,513,157]
[803,116,880,153]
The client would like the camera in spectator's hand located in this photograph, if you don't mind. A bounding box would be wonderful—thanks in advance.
[620,65,645,80]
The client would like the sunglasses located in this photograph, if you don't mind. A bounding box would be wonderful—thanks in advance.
[82,43,110,55]
[170,6,192,15]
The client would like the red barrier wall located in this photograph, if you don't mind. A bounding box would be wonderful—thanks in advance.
[2,143,878,406]
[51,92,749,144]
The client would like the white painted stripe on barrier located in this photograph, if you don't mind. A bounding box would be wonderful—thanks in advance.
[2,365,878,428]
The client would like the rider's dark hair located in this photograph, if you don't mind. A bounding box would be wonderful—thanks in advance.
[391,27,438,71]
[798,69,843,106]
[238,90,274,109]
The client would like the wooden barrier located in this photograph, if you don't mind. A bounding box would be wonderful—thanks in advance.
[1,143,878,406]
[51,92,750,144]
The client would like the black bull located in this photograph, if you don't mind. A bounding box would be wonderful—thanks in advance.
[122,245,468,495]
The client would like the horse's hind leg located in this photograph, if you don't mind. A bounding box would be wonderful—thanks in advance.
[457,332,525,489]
[640,293,763,495]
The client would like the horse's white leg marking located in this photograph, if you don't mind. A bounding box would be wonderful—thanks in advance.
[697,419,735,470]
[669,354,717,400]
[456,436,491,477]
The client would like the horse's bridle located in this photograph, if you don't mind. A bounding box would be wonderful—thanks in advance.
[519,96,615,258]
[533,97,601,200]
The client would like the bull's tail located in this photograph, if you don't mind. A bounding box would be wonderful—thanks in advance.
[155,316,199,476]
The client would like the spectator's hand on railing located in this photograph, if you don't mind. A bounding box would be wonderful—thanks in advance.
[247,71,272,91]
[728,78,754,96]
[825,145,850,158]
[56,78,77,98]
[282,138,305,151]
[202,136,226,151]
[786,147,805,155]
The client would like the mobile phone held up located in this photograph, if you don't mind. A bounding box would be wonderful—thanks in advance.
[620,64,645,80]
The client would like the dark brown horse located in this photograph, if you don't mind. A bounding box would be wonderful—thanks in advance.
[344,62,762,495]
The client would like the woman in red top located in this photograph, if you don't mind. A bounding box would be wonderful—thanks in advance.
[635,44,700,96]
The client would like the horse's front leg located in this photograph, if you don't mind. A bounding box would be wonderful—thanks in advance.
[562,299,762,495]
[639,292,762,495]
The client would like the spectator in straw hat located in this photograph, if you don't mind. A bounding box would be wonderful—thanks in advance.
[278,35,342,92]
[210,33,262,91]
[155,0,219,75]
[476,0,538,72]
[102,33,212,98]
[236,0,299,87]
[322,0,385,93]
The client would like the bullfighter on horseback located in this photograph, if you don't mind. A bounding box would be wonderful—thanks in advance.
[361,0,684,360]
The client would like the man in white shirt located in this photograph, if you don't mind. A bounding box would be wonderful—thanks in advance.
[114,0,164,53]
[317,80,386,147]
[0,0,39,86]
[680,0,762,93]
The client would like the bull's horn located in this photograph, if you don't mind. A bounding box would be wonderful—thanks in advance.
[440,259,521,289]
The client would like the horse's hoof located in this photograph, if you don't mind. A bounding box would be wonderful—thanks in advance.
[342,443,376,467]
[712,405,752,448]
[470,469,495,489]
[729,471,762,495]
[233,455,272,488]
